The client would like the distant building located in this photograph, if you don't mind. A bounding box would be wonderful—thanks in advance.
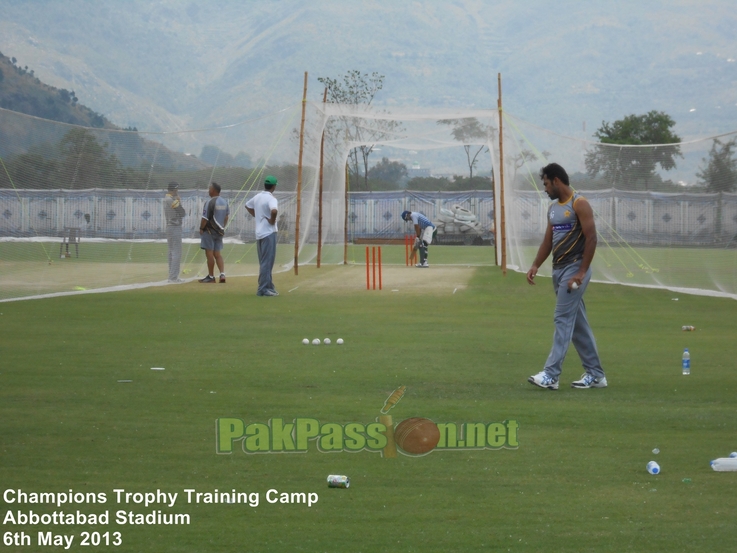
[408,162,431,178]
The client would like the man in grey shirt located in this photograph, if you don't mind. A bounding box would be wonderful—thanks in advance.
[526,163,607,390]
[164,181,185,282]
[199,182,229,283]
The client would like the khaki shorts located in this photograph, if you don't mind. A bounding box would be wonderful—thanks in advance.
[200,230,224,251]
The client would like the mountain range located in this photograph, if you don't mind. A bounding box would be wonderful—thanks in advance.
[0,0,735,158]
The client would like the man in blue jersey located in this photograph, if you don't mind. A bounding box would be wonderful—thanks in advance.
[526,163,607,390]
[245,175,280,296]
[401,210,436,268]
[199,182,229,283]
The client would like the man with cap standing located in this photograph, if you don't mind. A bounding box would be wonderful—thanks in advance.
[199,182,229,283]
[246,175,279,296]
[164,181,186,282]
[402,210,436,268]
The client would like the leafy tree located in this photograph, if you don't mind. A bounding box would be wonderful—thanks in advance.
[368,157,407,184]
[406,176,452,191]
[7,152,58,189]
[585,110,682,190]
[200,145,234,166]
[438,118,494,180]
[509,148,550,187]
[58,128,122,188]
[449,175,492,191]
[318,70,402,190]
[233,151,253,169]
[696,137,737,193]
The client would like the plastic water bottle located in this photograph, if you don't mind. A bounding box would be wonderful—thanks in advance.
[647,461,660,475]
[682,348,690,376]
[710,458,737,472]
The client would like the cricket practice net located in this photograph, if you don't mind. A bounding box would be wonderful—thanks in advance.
[1,102,736,301]
[500,113,737,299]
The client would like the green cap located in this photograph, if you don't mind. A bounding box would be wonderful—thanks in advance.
[265,175,278,186]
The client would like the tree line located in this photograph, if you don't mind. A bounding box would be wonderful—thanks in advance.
[0,127,269,191]
[584,110,736,192]
[318,70,737,194]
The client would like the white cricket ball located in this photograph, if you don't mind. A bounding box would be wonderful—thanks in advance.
[571,282,579,290]
[336,338,344,345]
[302,338,309,345]
[324,338,331,345]
[312,339,320,345]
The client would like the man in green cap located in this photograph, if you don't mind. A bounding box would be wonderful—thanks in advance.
[245,175,280,296]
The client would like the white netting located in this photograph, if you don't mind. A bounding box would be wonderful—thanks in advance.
[500,113,737,299]
[2,100,736,301]
[0,104,312,300]
[305,103,499,264]
[0,103,501,301]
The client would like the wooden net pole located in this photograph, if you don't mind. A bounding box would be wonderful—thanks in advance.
[344,163,349,265]
[497,73,507,276]
[317,86,327,268]
[294,71,308,276]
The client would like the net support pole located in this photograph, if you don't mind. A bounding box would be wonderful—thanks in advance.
[497,72,507,276]
[344,163,349,265]
[294,71,308,275]
[317,86,327,268]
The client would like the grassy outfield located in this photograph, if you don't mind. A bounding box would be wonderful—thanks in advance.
[3,240,736,301]
[1,266,737,552]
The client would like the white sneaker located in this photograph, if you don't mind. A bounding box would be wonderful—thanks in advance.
[571,373,608,389]
[415,261,429,268]
[528,371,559,390]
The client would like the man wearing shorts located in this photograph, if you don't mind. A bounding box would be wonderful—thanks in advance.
[402,210,436,268]
[199,182,229,283]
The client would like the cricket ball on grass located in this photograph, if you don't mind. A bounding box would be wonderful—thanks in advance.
[394,417,440,455]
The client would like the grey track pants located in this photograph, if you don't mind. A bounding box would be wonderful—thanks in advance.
[166,225,182,281]
[543,261,605,379]
[256,232,277,295]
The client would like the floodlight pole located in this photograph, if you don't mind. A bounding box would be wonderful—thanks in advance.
[295,71,308,275]
[317,87,327,268]
[497,73,507,276]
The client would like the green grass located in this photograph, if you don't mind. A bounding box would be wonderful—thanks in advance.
[1,266,737,552]
[4,240,737,302]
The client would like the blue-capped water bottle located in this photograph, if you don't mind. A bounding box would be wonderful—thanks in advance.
[682,348,690,376]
